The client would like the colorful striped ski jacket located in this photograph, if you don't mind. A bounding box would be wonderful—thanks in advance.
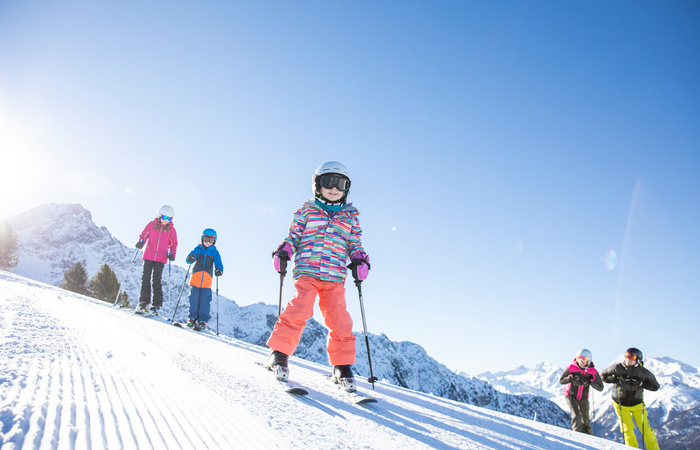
[283,199,365,283]
[187,244,224,289]
[560,360,604,401]
[139,218,178,263]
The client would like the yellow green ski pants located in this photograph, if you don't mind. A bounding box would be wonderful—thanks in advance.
[613,402,659,449]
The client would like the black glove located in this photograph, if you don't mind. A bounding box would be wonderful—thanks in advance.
[347,253,371,282]
[579,375,591,386]
[168,253,175,261]
[215,269,223,277]
[186,254,196,264]
[619,376,643,392]
[135,241,144,249]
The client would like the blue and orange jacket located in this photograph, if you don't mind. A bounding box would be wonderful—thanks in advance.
[187,244,223,289]
[283,199,365,283]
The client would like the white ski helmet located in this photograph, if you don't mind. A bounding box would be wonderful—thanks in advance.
[311,161,351,203]
[576,348,593,362]
[158,205,175,218]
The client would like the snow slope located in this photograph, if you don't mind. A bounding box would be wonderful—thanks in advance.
[2,203,571,427]
[0,271,627,449]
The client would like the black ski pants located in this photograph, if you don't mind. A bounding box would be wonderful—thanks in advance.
[139,260,165,307]
[566,396,592,435]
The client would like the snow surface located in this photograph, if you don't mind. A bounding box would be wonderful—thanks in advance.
[0,271,628,449]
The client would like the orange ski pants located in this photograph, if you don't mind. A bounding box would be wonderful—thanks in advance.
[266,276,356,366]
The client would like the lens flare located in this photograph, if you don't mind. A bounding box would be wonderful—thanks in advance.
[603,249,617,271]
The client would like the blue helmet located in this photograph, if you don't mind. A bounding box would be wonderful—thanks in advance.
[202,228,217,244]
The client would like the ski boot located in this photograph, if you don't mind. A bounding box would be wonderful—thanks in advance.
[150,306,160,316]
[265,350,289,382]
[136,302,149,314]
[194,321,207,332]
[333,365,356,393]
[186,318,196,329]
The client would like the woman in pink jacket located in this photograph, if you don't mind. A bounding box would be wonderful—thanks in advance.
[559,348,604,435]
[135,205,178,314]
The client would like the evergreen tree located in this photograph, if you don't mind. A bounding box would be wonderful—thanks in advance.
[117,291,130,308]
[0,222,19,271]
[61,262,90,295]
[89,263,121,303]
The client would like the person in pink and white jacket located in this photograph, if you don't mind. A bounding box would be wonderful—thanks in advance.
[559,348,604,435]
[264,162,370,393]
[135,205,178,314]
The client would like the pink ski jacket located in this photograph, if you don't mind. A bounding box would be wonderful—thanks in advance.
[283,199,365,283]
[561,361,603,401]
[138,218,178,263]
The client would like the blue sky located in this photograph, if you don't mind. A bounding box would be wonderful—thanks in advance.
[1,1,698,374]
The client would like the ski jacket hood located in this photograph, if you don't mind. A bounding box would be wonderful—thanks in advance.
[601,362,660,407]
[282,199,365,283]
[139,218,178,263]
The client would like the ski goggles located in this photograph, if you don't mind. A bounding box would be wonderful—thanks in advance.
[161,215,172,221]
[625,352,638,361]
[202,236,216,244]
[319,174,350,192]
[576,355,589,363]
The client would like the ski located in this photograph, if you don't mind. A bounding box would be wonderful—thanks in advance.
[134,310,153,317]
[173,321,208,332]
[325,374,378,405]
[255,362,309,396]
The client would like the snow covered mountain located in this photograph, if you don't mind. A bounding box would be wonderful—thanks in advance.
[1,271,630,449]
[476,359,700,449]
[3,202,569,429]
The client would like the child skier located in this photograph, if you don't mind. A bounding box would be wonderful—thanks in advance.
[184,228,224,331]
[559,348,604,435]
[601,347,660,449]
[135,205,178,314]
[264,161,370,392]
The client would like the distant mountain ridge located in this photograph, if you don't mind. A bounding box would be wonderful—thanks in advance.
[474,357,700,448]
[3,202,568,428]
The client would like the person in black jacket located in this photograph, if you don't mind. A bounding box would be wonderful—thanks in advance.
[559,348,604,434]
[601,347,660,450]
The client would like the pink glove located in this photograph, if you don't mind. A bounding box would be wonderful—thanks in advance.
[272,242,293,274]
[348,253,370,281]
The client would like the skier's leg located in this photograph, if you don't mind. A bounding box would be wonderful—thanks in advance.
[188,287,200,320]
[614,404,638,448]
[200,288,213,323]
[319,280,356,366]
[632,403,660,450]
[580,399,592,435]
[566,397,584,432]
[266,276,318,357]
[151,261,164,307]
[139,260,154,306]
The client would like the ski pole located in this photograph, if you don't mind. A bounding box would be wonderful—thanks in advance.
[170,264,192,322]
[591,387,595,436]
[216,275,219,335]
[355,280,378,388]
[642,401,646,450]
[277,256,288,317]
[114,248,140,306]
[168,261,171,309]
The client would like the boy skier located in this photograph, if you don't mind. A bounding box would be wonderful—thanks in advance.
[601,347,660,449]
[184,228,224,331]
[136,205,178,314]
[264,161,370,392]
[559,348,604,435]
